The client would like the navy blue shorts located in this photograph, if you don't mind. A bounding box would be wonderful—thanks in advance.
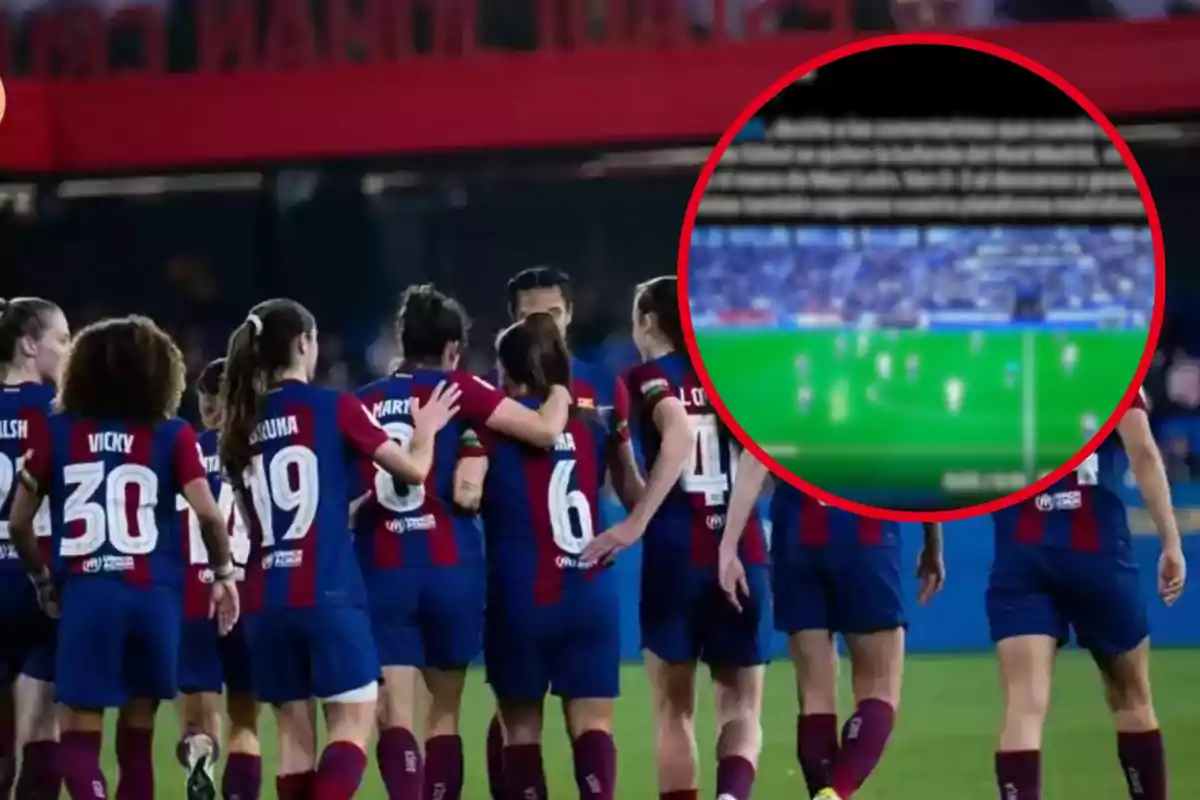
[773,544,906,635]
[485,586,620,702]
[178,618,254,696]
[55,579,181,709]
[640,559,770,668]
[244,606,379,705]
[0,578,55,684]
[367,562,485,671]
[987,546,1149,661]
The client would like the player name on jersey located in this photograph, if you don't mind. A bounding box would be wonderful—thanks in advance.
[370,398,413,418]
[0,419,28,440]
[250,415,299,445]
[88,431,136,455]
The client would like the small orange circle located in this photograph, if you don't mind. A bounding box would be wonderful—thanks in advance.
[0,77,6,126]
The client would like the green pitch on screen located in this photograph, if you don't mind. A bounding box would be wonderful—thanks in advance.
[696,327,1147,506]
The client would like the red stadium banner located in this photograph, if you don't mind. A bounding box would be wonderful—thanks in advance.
[1,1,1200,172]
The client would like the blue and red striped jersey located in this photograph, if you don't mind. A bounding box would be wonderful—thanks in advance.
[353,368,504,569]
[992,391,1148,555]
[22,412,206,589]
[236,381,389,612]
[0,382,55,581]
[478,400,612,606]
[770,483,899,557]
[626,353,766,567]
[178,429,249,620]
[486,356,630,441]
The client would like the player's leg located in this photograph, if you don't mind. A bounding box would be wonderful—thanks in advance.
[495,698,546,800]
[555,601,621,800]
[1068,559,1164,800]
[121,585,184,800]
[822,547,906,799]
[55,580,129,800]
[485,711,504,800]
[242,613,318,799]
[369,569,425,800]
[987,554,1065,800]
[774,547,839,798]
[174,691,221,800]
[377,666,423,800]
[175,618,225,800]
[13,667,59,800]
[643,655,699,800]
[115,699,160,800]
[311,606,382,800]
[220,624,262,800]
[420,563,485,800]
[787,632,840,798]
[703,566,770,800]
[223,691,262,800]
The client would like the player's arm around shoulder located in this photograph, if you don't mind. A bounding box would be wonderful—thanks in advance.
[1117,396,1186,605]
[453,428,488,513]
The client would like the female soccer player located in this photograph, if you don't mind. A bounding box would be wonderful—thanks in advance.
[219,298,460,800]
[470,313,641,800]
[6,314,240,800]
[175,357,262,800]
[719,454,945,800]
[353,285,572,800]
[0,297,70,800]
[583,276,766,800]
[988,390,1185,800]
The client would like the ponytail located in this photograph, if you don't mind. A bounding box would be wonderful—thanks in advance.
[496,312,571,400]
[635,276,689,363]
[219,299,315,486]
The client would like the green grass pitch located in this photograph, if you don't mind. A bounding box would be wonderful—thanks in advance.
[110,650,1200,798]
[694,328,1147,505]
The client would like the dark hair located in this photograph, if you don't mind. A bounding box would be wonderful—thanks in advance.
[220,299,316,484]
[496,312,571,400]
[196,358,226,397]
[0,297,60,368]
[635,276,686,354]
[57,315,186,424]
[506,267,572,317]
[395,284,469,366]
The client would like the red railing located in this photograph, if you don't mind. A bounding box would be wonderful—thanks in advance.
[1,1,1199,172]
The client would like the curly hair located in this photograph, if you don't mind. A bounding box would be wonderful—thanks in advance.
[57,315,186,424]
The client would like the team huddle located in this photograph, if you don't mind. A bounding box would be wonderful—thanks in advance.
[0,267,1188,800]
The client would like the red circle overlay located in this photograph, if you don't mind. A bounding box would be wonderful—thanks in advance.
[676,33,1165,524]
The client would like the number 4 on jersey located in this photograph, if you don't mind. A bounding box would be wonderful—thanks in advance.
[680,414,737,507]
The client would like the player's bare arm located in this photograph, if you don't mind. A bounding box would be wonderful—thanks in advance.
[581,397,692,565]
[916,522,946,606]
[379,381,462,483]
[718,450,770,611]
[7,476,48,584]
[484,384,572,448]
[607,439,645,510]
[453,455,487,511]
[1117,406,1186,604]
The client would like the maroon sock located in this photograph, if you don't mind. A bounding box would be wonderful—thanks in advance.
[423,734,464,800]
[59,731,107,800]
[1118,730,1167,800]
[572,730,616,799]
[797,713,840,797]
[0,722,14,799]
[502,743,546,800]
[313,741,367,800]
[377,726,422,799]
[995,750,1041,800]
[115,726,154,800]
[222,752,262,800]
[660,791,699,800]
[486,716,504,800]
[276,770,315,800]
[16,740,61,800]
[829,699,894,797]
[715,755,756,800]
